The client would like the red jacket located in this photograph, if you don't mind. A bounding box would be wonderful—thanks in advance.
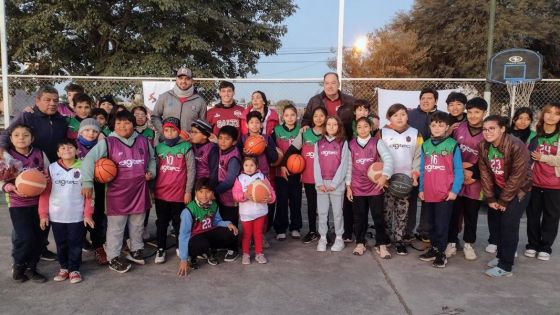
[240,105,279,136]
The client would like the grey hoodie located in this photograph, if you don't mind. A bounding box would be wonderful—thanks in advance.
[151,88,207,134]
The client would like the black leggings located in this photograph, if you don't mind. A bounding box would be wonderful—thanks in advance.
[304,184,318,233]
[353,195,388,245]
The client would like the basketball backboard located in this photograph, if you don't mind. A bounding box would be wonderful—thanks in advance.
[488,48,543,84]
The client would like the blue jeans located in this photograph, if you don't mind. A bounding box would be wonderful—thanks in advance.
[52,222,84,272]
[424,201,453,252]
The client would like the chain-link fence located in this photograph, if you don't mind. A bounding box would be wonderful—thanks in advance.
[2,75,560,123]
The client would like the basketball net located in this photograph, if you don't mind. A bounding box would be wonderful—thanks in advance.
[506,81,535,120]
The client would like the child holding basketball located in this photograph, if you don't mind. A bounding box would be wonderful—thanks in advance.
[232,156,276,264]
[81,110,156,273]
[191,119,219,185]
[132,106,156,145]
[418,112,464,268]
[346,117,393,257]
[314,116,349,252]
[1,124,50,283]
[153,117,195,264]
[38,140,95,283]
[66,93,93,140]
[239,111,278,177]
[379,104,422,256]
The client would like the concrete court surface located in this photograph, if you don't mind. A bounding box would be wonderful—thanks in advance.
[0,200,559,315]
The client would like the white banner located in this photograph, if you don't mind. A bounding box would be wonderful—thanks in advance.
[142,81,175,110]
[377,88,457,127]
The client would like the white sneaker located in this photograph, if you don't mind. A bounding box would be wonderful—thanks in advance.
[445,243,457,258]
[485,244,497,254]
[154,249,166,264]
[330,237,345,252]
[316,237,327,252]
[290,230,301,239]
[524,249,537,258]
[463,243,477,260]
[537,252,550,261]
[276,233,287,241]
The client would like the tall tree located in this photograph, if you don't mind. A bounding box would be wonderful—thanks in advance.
[6,0,296,77]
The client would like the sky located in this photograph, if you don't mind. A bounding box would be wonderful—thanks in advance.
[232,0,415,104]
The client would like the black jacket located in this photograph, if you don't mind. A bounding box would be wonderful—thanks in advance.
[301,91,355,139]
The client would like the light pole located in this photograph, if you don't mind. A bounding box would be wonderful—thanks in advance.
[336,0,345,81]
[484,0,496,106]
[0,0,9,127]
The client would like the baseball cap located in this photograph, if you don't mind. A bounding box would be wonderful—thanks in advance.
[176,67,193,78]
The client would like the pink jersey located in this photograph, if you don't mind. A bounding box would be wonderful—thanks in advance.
[301,129,322,184]
[348,138,382,196]
[453,122,484,200]
[317,138,343,180]
[532,133,560,189]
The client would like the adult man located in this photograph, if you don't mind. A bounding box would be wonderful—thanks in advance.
[206,81,245,136]
[151,67,207,136]
[0,85,68,262]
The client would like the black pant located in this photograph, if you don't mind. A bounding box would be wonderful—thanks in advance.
[274,175,303,233]
[9,206,42,270]
[353,195,388,245]
[85,181,107,248]
[489,192,530,272]
[424,201,453,252]
[304,184,318,233]
[189,227,238,258]
[218,204,239,227]
[448,196,482,244]
[52,222,84,272]
[527,187,560,254]
[342,192,353,239]
[406,186,430,236]
[155,199,184,249]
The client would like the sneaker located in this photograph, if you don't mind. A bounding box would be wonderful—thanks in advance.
[142,229,150,240]
[396,243,408,256]
[331,237,345,252]
[485,243,497,254]
[353,243,367,256]
[402,235,415,244]
[154,249,166,264]
[485,266,512,277]
[276,233,287,241]
[317,237,327,252]
[463,243,477,260]
[82,240,94,253]
[12,264,28,283]
[53,269,69,282]
[255,253,268,264]
[487,257,499,268]
[242,254,251,265]
[24,269,47,283]
[302,232,319,244]
[375,245,391,259]
[445,243,457,258]
[224,250,240,262]
[419,247,438,262]
[524,249,537,258]
[415,233,430,243]
[262,239,271,249]
[207,252,219,266]
[69,271,82,284]
[40,249,57,261]
[95,247,109,265]
[109,257,132,273]
[537,252,551,261]
[433,253,447,268]
[290,230,301,239]
[126,250,145,265]
[189,257,200,270]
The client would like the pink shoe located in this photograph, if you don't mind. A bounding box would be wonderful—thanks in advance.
[54,269,69,282]
[69,271,82,284]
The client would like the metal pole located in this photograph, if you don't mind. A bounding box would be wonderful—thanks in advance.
[0,0,10,127]
[484,0,496,106]
[336,0,345,83]
[510,84,517,121]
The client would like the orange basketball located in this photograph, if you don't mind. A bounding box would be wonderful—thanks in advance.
[244,135,266,156]
[247,179,271,203]
[367,162,384,183]
[463,162,476,185]
[286,154,305,174]
[271,147,284,167]
[94,158,118,183]
[15,169,47,197]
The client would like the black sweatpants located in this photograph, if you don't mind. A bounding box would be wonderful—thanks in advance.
[342,192,353,239]
[424,201,453,252]
[448,196,483,244]
[527,187,560,254]
[274,175,303,233]
[155,199,184,250]
[353,195,388,246]
[9,206,42,270]
[304,184,318,233]
[189,227,238,258]
[52,222,84,272]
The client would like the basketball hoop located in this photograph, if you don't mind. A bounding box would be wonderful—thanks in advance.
[506,80,535,119]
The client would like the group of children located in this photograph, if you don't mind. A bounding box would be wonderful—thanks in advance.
[3,81,559,284]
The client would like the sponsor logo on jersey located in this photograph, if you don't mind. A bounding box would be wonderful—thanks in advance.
[216,119,240,129]
[213,113,221,118]
[234,110,242,117]
[305,152,315,159]
[160,165,181,172]
[355,157,374,165]
[425,164,445,172]
[459,143,479,156]
[389,143,412,150]
[320,150,338,157]
[54,179,81,186]
[119,159,145,168]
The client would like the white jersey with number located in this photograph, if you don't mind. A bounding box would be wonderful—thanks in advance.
[381,126,419,176]
[48,162,85,223]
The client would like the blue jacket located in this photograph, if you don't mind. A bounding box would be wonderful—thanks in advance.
[407,106,443,141]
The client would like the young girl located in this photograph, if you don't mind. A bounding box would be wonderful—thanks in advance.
[526,103,560,261]
[282,106,326,244]
[510,107,537,148]
[0,124,49,283]
[39,140,94,283]
[132,106,156,145]
[346,117,393,257]
[379,104,422,256]
[314,116,349,252]
[478,115,532,277]
[272,105,302,240]
[233,156,276,264]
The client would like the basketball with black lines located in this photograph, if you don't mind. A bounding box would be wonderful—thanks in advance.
[94,158,118,183]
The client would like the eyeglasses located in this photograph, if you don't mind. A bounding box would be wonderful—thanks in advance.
[482,126,499,133]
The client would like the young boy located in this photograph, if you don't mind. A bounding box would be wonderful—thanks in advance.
[67,93,93,140]
[39,140,95,283]
[418,112,464,268]
[446,92,468,134]
[91,108,111,136]
[191,119,219,185]
[153,117,195,264]
[98,94,116,115]
[177,178,239,277]
[80,110,156,273]
[206,81,245,136]
[351,99,378,139]
[446,97,488,260]
[213,125,241,261]
[58,83,85,117]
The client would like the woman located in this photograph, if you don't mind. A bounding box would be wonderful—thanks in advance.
[240,91,279,136]
[478,115,532,277]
